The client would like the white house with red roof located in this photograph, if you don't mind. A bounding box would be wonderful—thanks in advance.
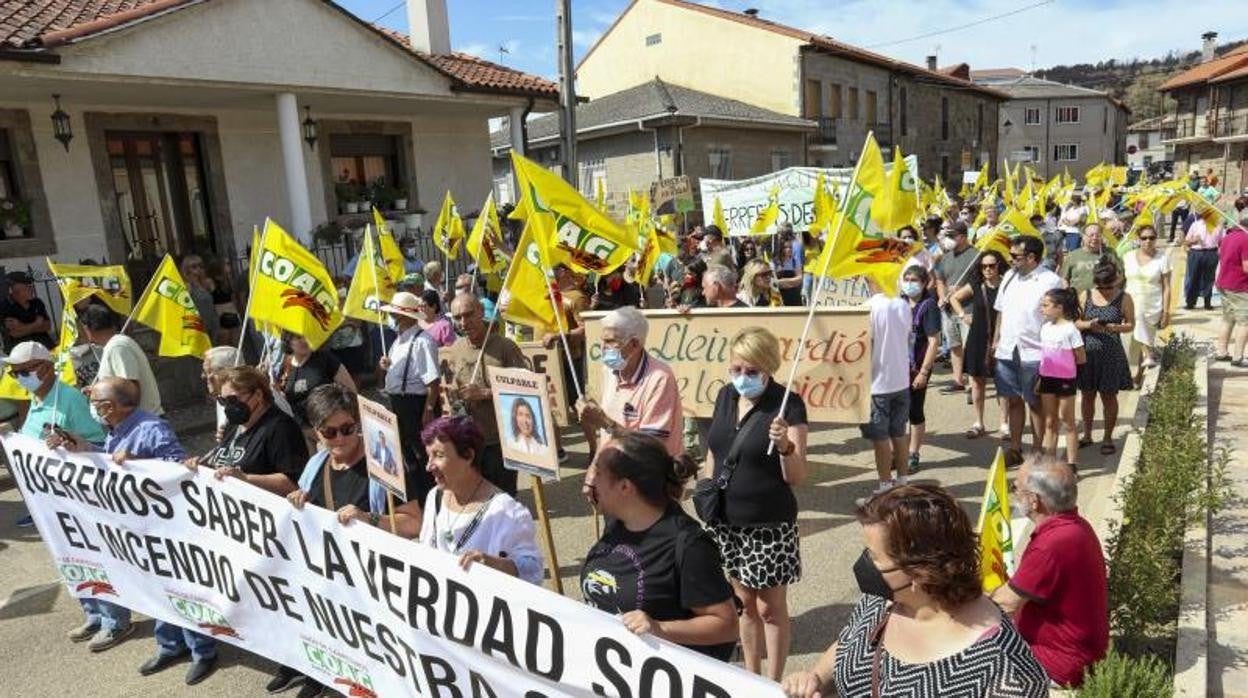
[0,0,556,283]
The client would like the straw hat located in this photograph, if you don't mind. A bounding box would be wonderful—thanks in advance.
[379,291,423,320]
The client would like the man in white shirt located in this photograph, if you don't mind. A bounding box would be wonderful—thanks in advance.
[858,286,913,501]
[974,204,999,245]
[1059,193,1089,252]
[993,236,1063,466]
[79,304,163,416]
[379,291,441,501]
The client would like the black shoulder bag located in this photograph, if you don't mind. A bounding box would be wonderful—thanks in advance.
[692,413,754,524]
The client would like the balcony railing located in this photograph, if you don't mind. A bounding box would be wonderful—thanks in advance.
[869,122,893,150]
[1214,113,1248,138]
[816,117,837,145]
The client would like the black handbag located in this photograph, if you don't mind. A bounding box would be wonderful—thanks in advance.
[693,414,753,524]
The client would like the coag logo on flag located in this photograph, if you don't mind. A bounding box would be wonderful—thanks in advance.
[258,252,336,330]
[553,216,619,272]
[302,639,376,698]
[168,593,241,639]
[57,559,117,597]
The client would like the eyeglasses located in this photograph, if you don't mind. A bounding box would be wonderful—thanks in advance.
[317,422,358,439]
[727,366,762,378]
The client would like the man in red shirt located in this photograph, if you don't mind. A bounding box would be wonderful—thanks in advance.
[992,455,1108,688]
[1215,199,1248,366]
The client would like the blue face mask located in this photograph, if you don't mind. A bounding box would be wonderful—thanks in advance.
[15,372,42,393]
[601,346,628,371]
[901,280,922,298]
[731,372,767,399]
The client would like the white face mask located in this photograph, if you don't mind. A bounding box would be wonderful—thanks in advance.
[940,237,957,251]
[697,239,709,253]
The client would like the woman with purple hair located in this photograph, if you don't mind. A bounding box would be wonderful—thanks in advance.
[418,416,545,584]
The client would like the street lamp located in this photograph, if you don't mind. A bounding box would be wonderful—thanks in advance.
[50,94,72,151]
[302,106,318,150]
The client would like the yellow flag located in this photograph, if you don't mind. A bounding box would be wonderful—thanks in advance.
[998,206,1042,242]
[974,225,1015,259]
[711,195,728,233]
[595,178,607,212]
[131,255,212,358]
[749,186,781,235]
[636,222,662,288]
[46,261,132,315]
[511,151,638,274]
[432,191,466,260]
[812,172,838,232]
[0,294,79,399]
[248,219,343,349]
[342,226,395,324]
[372,208,407,283]
[499,222,559,332]
[465,192,510,275]
[873,146,919,233]
[977,448,1016,592]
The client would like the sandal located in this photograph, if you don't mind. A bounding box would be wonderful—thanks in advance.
[965,423,986,439]
[1078,438,1094,449]
[1215,354,1232,362]
[1100,442,1117,455]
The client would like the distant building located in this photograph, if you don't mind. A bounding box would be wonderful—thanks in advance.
[490,79,814,213]
[1158,32,1248,196]
[972,72,1130,181]
[569,0,1005,184]
[1126,115,1176,174]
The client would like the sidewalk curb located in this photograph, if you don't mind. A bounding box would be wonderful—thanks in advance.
[1173,354,1210,696]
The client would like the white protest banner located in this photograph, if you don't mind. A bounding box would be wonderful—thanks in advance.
[583,307,871,422]
[359,396,406,500]
[5,433,779,697]
[814,275,872,307]
[699,159,918,237]
[490,367,560,481]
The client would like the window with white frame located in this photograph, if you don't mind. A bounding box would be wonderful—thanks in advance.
[1053,144,1078,161]
[1023,146,1040,163]
[1055,106,1080,124]
[1024,107,1041,125]
[770,149,792,172]
[578,158,606,198]
[708,147,733,179]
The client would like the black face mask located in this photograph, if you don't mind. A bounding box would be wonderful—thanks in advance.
[219,395,252,426]
[853,549,905,600]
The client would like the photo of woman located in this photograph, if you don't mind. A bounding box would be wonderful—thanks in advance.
[508,396,546,455]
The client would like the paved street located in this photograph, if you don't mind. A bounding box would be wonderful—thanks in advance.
[0,337,1140,694]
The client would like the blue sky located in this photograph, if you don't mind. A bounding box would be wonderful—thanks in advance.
[336,0,1248,80]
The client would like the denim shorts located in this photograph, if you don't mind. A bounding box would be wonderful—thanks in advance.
[860,388,910,441]
[995,351,1039,406]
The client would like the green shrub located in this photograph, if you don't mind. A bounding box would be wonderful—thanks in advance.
[1075,649,1172,697]
[1104,334,1232,657]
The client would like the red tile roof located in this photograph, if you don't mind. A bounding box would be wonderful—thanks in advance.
[1159,45,1248,91]
[1,1,558,98]
[373,26,558,98]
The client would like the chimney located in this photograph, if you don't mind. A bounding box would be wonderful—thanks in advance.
[926,55,937,70]
[1202,31,1218,62]
[407,0,450,54]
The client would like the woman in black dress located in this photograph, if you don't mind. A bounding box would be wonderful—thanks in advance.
[949,250,1005,440]
[1075,259,1136,455]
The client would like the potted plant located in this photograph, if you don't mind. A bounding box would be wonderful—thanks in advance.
[311,219,346,246]
[405,205,426,231]
[0,198,31,239]
[394,185,409,211]
[335,182,360,214]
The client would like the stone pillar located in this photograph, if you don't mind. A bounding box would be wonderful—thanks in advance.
[275,92,312,242]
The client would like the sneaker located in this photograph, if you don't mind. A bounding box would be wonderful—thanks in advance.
[87,625,135,652]
[1142,358,1158,369]
[894,475,909,486]
[15,515,35,528]
[140,650,187,676]
[185,656,218,686]
[296,681,328,698]
[854,479,897,508]
[939,383,966,394]
[266,666,305,694]
[1232,358,1248,369]
[67,620,100,642]
[907,453,921,474]
[998,424,1010,440]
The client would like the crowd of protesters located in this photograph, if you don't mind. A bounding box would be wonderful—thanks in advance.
[4,176,1246,697]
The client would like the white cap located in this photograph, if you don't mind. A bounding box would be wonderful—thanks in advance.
[379,291,423,321]
[2,341,52,365]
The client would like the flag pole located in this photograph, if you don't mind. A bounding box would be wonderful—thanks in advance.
[768,132,873,454]
[235,220,271,366]
[540,262,584,400]
[364,225,389,356]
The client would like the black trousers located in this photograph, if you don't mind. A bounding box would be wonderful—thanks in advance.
[479,443,517,497]
[388,393,434,504]
[1185,248,1219,308]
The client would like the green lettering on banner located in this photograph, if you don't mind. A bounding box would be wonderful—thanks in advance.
[583,307,871,423]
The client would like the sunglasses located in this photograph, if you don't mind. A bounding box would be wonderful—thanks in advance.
[317,422,358,439]
[1139,236,1157,241]
[981,263,999,270]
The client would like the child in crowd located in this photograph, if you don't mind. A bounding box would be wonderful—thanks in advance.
[1037,288,1086,469]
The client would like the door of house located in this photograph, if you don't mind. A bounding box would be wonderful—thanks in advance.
[106,131,215,282]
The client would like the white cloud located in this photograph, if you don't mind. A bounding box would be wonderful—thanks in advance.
[571,28,602,48]
[724,0,1248,72]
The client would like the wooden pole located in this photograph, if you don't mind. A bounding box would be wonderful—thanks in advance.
[529,475,563,595]
[386,490,398,535]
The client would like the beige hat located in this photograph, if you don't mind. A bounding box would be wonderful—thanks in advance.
[2,341,52,365]
[379,291,423,320]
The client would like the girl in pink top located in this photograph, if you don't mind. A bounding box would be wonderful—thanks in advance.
[1037,289,1087,468]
